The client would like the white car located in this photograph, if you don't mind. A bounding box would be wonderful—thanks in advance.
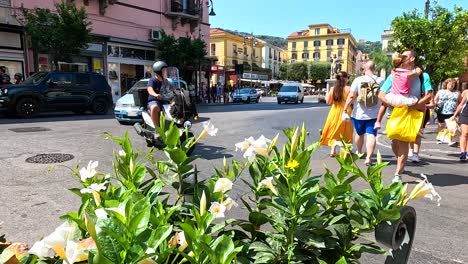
[277,83,305,104]
[114,78,188,124]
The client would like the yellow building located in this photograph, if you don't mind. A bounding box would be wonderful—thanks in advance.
[210,28,264,85]
[287,23,358,75]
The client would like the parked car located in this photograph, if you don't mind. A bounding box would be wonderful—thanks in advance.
[277,82,304,104]
[232,88,260,103]
[0,72,112,118]
[114,78,189,124]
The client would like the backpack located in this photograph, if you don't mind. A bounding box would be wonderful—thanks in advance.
[357,76,380,107]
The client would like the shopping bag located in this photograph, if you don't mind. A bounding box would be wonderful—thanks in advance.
[436,129,453,144]
[445,119,460,137]
[386,106,424,142]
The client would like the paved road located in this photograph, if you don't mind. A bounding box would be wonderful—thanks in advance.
[0,96,466,263]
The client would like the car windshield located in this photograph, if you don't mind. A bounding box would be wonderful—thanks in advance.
[23,72,48,85]
[237,89,251,94]
[280,85,298,92]
[127,80,149,93]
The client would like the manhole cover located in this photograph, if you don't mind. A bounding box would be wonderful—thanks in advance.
[26,153,74,164]
[9,127,51,133]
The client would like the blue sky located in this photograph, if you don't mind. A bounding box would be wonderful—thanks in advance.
[209,0,464,42]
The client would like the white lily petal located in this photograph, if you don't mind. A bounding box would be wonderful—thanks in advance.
[209,202,227,218]
[65,240,81,264]
[29,240,55,260]
[213,178,233,193]
[118,150,126,157]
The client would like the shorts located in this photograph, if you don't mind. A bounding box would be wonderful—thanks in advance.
[436,113,453,123]
[351,118,377,136]
[147,100,163,110]
[459,114,468,125]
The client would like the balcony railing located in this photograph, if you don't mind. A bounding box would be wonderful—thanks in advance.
[166,0,200,20]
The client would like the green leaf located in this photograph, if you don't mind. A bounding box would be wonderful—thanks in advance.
[165,148,187,164]
[249,211,270,227]
[335,256,348,264]
[128,197,151,236]
[165,122,181,148]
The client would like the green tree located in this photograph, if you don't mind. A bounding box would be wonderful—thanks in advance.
[22,1,93,69]
[357,41,382,53]
[308,62,331,82]
[278,62,307,81]
[369,50,393,76]
[154,31,207,80]
[278,64,288,80]
[391,3,468,83]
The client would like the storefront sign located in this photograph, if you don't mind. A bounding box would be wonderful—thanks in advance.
[242,73,268,80]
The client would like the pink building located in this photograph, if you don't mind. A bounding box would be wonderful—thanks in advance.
[2,0,211,101]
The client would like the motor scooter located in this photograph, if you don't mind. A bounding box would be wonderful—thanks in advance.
[133,67,198,155]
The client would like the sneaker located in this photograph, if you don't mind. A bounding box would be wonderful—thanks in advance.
[436,140,442,144]
[411,154,420,163]
[374,121,382,130]
[408,149,414,157]
[392,175,402,183]
[460,152,467,161]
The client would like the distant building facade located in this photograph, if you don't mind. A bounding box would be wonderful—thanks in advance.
[258,40,283,79]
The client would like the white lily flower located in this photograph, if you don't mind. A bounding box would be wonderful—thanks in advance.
[79,161,98,181]
[213,178,233,193]
[405,174,442,206]
[43,222,79,249]
[243,146,256,163]
[94,208,108,219]
[235,139,251,152]
[248,135,271,149]
[202,121,218,136]
[29,240,55,260]
[80,181,108,194]
[118,150,126,157]
[223,197,238,210]
[65,240,81,264]
[258,177,278,195]
[145,247,156,254]
[209,202,227,218]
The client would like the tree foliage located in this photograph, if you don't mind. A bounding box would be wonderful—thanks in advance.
[308,62,331,82]
[279,62,330,81]
[154,31,207,79]
[357,41,382,54]
[369,50,393,76]
[391,3,468,83]
[22,1,93,68]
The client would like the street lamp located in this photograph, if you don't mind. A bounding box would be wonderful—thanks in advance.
[197,0,216,102]
[243,34,258,87]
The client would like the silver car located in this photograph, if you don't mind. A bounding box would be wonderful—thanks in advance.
[232,88,260,103]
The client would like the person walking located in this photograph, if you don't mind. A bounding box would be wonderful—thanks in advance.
[320,71,353,157]
[434,78,461,146]
[449,86,468,160]
[343,61,384,166]
[378,50,433,182]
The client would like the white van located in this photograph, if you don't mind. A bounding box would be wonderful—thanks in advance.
[277,82,305,104]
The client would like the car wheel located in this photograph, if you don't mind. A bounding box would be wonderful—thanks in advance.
[92,98,109,115]
[295,99,299,104]
[301,98,304,103]
[15,97,40,118]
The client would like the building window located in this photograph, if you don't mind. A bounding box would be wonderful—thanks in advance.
[292,42,296,50]
[302,52,309,60]
[313,52,320,61]
[338,50,343,60]
[253,49,256,59]
[337,38,345,45]
[211,44,216,56]
[304,41,308,49]
[327,51,332,60]
[315,28,320,35]
[291,53,297,60]
[313,40,321,47]
[233,44,237,55]
[326,39,333,46]
[269,47,272,59]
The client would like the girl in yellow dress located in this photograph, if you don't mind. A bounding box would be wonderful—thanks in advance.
[320,71,354,156]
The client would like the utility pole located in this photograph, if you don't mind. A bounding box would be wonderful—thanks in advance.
[424,0,430,19]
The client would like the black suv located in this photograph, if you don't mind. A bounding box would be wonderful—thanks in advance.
[0,72,113,117]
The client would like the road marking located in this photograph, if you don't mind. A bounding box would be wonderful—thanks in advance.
[376,135,457,161]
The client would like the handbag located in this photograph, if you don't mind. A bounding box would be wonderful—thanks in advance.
[386,106,424,142]
[434,101,444,114]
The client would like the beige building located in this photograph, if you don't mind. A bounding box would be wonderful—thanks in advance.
[287,23,358,75]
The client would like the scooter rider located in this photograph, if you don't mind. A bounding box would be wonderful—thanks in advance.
[147,61,169,130]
